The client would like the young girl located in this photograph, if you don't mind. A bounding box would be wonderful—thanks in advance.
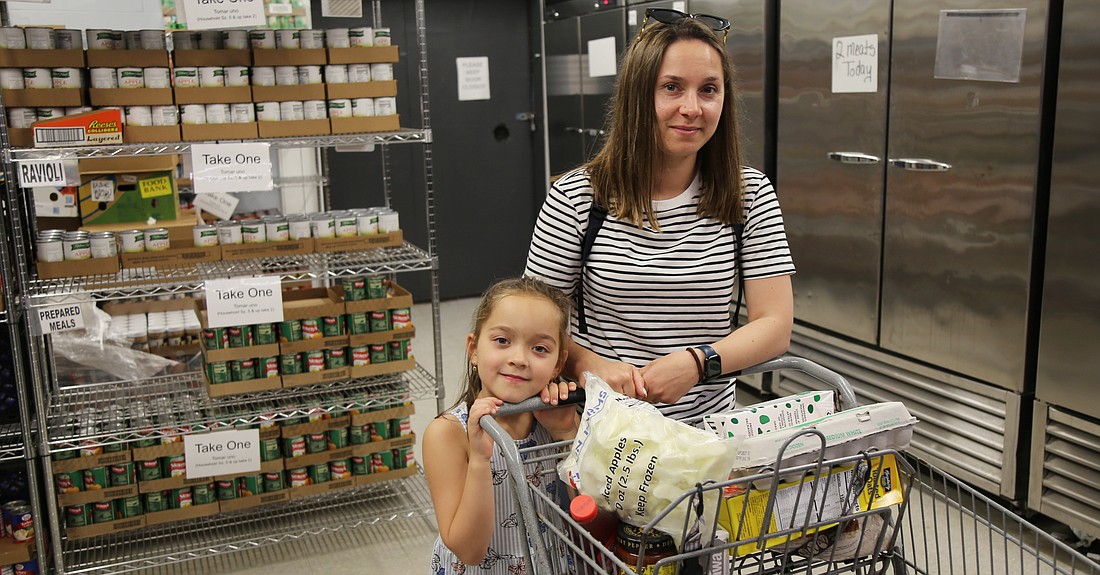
[425,277,580,575]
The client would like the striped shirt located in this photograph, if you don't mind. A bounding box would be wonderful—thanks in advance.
[524,166,795,420]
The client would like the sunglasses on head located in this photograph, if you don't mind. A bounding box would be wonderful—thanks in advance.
[640,8,731,40]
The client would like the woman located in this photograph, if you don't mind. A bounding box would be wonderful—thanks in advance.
[525,10,795,421]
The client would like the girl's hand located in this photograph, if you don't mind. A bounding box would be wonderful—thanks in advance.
[535,380,580,441]
[583,359,647,399]
[467,396,503,461]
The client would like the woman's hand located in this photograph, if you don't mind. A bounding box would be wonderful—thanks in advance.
[467,396,503,461]
[535,379,580,441]
[581,359,647,399]
[638,350,701,404]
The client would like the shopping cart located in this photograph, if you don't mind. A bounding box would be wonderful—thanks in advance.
[479,355,1100,575]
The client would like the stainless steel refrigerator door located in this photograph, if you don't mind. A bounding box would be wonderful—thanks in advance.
[1036,0,1100,420]
[545,17,586,176]
[881,1,1047,392]
[776,0,891,344]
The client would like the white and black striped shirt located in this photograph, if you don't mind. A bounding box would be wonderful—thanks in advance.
[525,166,795,420]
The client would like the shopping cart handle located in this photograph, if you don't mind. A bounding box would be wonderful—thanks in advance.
[492,389,587,418]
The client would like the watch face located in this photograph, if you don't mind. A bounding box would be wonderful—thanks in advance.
[706,357,722,377]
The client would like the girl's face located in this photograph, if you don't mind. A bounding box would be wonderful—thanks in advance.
[468,294,566,404]
[654,38,725,164]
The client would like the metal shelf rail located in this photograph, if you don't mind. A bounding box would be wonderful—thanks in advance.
[62,474,434,575]
[0,422,24,462]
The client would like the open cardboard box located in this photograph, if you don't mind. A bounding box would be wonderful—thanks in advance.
[282,445,356,469]
[214,457,284,482]
[252,84,325,102]
[87,48,170,68]
[329,115,400,135]
[350,433,415,459]
[2,87,85,107]
[77,154,180,226]
[57,484,139,507]
[144,501,221,526]
[81,208,199,245]
[281,367,349,388]
[125,124,182,143]
[281,415,352,438]
[66,515,145,540]
[281,287,345,320]
[326,46,399,65]
[218,489,290,513]
[349,403,415,427]
[174,49,252,67]
[174,85,252,105]
[313,230,402,253]
[341,281,413,314]
[289,475,357,500]
[348,325,415,347]
[136,473,213,494]
[326,80,398,99]
[51,450,132,474]
[279,334,349,355]
[356,463,418,487]
[220,237,313,260]
[36,255,120,280]
[257,118,330,138]
[252,48,327,66]
[203,370,283,398]
[120,237,220,269]
[181,122,259,141]
[0,47,84,67]
[89,88,174,107]
[349,356,416,379]
[0,536,35,566]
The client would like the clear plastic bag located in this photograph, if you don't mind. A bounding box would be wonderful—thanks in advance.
[52,306,179,381]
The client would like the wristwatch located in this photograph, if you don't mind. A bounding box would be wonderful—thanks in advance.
[695,345,722,379]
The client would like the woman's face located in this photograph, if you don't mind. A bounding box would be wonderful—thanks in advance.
[653,38,724,164]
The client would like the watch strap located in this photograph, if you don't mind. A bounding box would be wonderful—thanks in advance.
[695,344,722,379]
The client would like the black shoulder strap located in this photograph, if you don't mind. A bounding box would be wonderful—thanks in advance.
[732,223,746,327]
[576,203,608,335]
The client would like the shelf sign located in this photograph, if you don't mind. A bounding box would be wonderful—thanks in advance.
[181,0,266,30]
[139,174,174,199]
[204,276,284,329]
[185,428,261,477]
[191,143,273,194]
[193,191,240,221]
[36,303,86,335]
[267,3,293,14]
[832,34,878,93]
[16,158,78,189]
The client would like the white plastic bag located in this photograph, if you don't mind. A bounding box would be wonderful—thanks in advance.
[558,373,738,543]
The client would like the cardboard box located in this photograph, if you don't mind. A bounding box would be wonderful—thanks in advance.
[329,115,400,135]
[7,127,33,147]
[36,256,121,279]
[218,489,290,513]
[355,463,418,487]
[313,230,402,253]
[349,403,415,427]
[79,169,179,225]
[326,80,398,99]
[283,446,355,469]
[257,118,330,138]
[327,46,399,65]
[174,49,252,67]
[181,122,259,141]
[281,287,345,320]
[137,474,213,494]
[348,326,415,347]
[81,208,199,244]
[86,48,170,68]
[34,186,79,218]
[279,335,349,355]
[703,391,836,441]
[3,87,85,108]
[289,476,357,500]
[89,87,174,107]
[57,484,139,507]
[349,356,416,379]
[342,281,413,314]
[173,85,252,105]
[52,451,132,474]
[104,297,199,316]
[219,237,314,260]
[0,537,34,566]
[251,83,326,102]
[204,372,283,398]
[281,415,352,438]
[125,124,181,144]
[281,367,349,388]
[0,47,84,67]
[350,433,415,458]
[144,501,220,526]
[252,48,327,66]
[201,340,281,364]
[120,238,220,269]
[214,457,284,481]
[65,515,145,540]
[132,442,184,462]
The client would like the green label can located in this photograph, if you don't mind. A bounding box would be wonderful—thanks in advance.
[238,358,257,381]
[342,276,366,301]
[366,276,387,299]
[279,319,303,342]
[370,421,390,442]
[392,447,411,469]
[350,345,371,366]
[144,491,167,513]
[56,470,82,494]
[328,427,349,450]
[260,438,282,461]
[369,310,390,332]
[170,487,193,509]
[388,340,407,361]
[390,307,412,328]
[306,432,328,454]
[216,479,237,500]
[279,352,303,375]
[288,467,309,488]
[137,459,162,482]
[284,435,306,458]
[349,424,368,445]
[371,451,394,473]
[53,448,77,461]
[83,466,108,490]
[116,495,143,518]
[203,327,227,350]
[369,344,388,364]
[192,482,216,505]
[162,454,187,478]
[322,315,345,337]
[65,504,90,527]
[91,501,116,523]
[391,417,412,438]
[109,462,134,487]
[305,350,326,372]
[347,312,369,335]
[238,474,264,497]
[325,347,347,369]
[308,462,331,484]
[263,471,285,492]
[228,360,243,381]
[301,318,322,340]
[351,456,369,476]
[259,356,280,378]
[208,361,231,384]
[254,322,278,345]
[329,459,352,480]
[227,325,253,347]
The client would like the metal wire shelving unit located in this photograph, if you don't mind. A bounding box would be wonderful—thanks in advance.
[0,2,441,572]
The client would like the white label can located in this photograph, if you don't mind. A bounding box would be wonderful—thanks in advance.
[378,209,400,233]
[369,63,394,81]
[119,230,145,253]
[180,104,207,125]
[348,27,373,47]
[24,27,56,50]
[217,221,243,245]
[140,29,166,50]
[222,30,249,50]
[264,217,289,242]
[173,67,199,88]
[249,29,276,49]
[299,29,326,49]
[125,105,153,126]
[86,29,119,50]
[240,219,266,244]
[255,101,281,122]
[193,225,219,247]
[0,68,24,90]
[51,68,83,89]
[375,96,397,116]
[373,28,392,46]
[225,66,250,87]
[23,68,52,89]
[327,99,352,118]
[356,211,379,235]
[90,232,117,259]
[275,29,300,49]
[143,67,171,89]
[323,64,348,84]
[347,63,372,83]
[63,232,91,260]
[251,66,275,86]
[172,30,198,50]
[123,30,142,50]
[37,238,64,262]
[8,107,36,128]
[298,65,323,85]
[326,28,350,48]
[0,27,26,49]
[303,100,327,120]
[205,103,231,124]
[152,105,179,126]
[279,100,304,121]
[310,214,336,238]
[198,30,223,50]
[231,102,256,123]
[35,107,65,120]
[199,67,225,87]
[351,98,375,117]
[55,29,84,50]
[146,228,170,252]
[275,65,299,86]
[90,68,118,89]
[288,216,312,240]
[333,212,359,238]
[117,67,145,89]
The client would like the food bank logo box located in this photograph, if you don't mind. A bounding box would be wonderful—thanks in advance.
[33,109,124,148]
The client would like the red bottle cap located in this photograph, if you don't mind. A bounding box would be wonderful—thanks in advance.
[570,494,599,522]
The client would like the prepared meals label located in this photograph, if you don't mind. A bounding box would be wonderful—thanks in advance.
[37,304,86,334]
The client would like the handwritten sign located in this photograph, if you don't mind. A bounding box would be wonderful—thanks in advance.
[185,429,261,477]
[205,276,283,329]
[139,175,173,199]
[91,179,115,202]
[832,34,878,93]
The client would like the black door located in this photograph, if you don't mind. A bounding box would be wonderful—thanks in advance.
[314,0,540,300]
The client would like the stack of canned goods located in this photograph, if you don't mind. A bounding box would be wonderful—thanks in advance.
[1,498,34,545]
[36,229,118,263]
[201,208,399,248]
[106,308,203,352]
[113,228,170,255]
[0,25,84,50]
[1,28,92,129]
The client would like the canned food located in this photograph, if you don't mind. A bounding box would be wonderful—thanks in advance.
[4,501,32,543]
[91,501,115,524]
[117,67,145,88]
[324,64,348,84]
[62,231,91,261]
[370,310,391,332]
[227,325,253,348]
[192,482,216,505]
[392,416,413,437]
[350,345,371,366]
[325,347,347,369]
[217,220,243,245]
[298,65,323,85]
[351,456,370,476]
[162,454,187,478]
[388,340,408,361]
[309,213,336,238]
[173,66,200,87]
[51,67,83,89]
[299,29,326,49]
[119,229,145,253]
[125,105,153,126]
[279,100,304,121]
[303,99,328,120]
[56,470,82,493]
[260,437,281,461]
[375,96,397,116]
[37,237,63,263]
[288,215,312,240]
[278,319,303,342]
[275,65,299,86]
[305,350,326,372]
[83,466,109,490]
[348,27,373,47]
[180,103,207,124]
[116,495,143,518]
[22,68,51,89]
[325,28,350,48]
[275,29,300,49]
[252,322,276,345]
[171,487,193,509]
[231,102,256,123]
[369,344,389,364]
[306,432,328,454]
[328,427,349,450]
[145,228,170,251]
[371,450,394,473]
[207,361,230,384]
[240,219,266,243]
[89,67,118,89]
[198,66,225,87]
[263,471,285,492]
[370,63,394,82]
[322,315,345,337]
[144,491,167,513]
[309,462,331,484]
[390,308,412,329]
[285,435,306,459]
[137,459,162,481]
[193,224,219,247]
[370,421,390,442]
[355,210,379,233]
[143,67,170,89]
[90,232,117,259]
[394,446,413,469]
[216,479,237,500]
[263,215,289,242]
[65,504,90,528]
[25,27,55,49]
[225,65,250,87]
[238,358,257,381]
[373,27,392,46]
[279,352,303,374]
[109,462,134,486]
[301,318,323,340]
[349,424,368,445]
[252,66,276,86]
[238,474,263,497]
[258,356,279,378]
[140,29,166,49]
[347,63,372,83]
[327,98,352,118]
[205,103,231,124]
[366,276,387,299]
[288,467,309,488]
[86,29,121,50]
[249,29,276,49]
[330,459,352,480]
[154,104,179,126]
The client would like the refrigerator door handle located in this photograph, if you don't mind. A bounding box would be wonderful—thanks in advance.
[564,126,584,134]
[889,158,953,171]
[827,151,881,164]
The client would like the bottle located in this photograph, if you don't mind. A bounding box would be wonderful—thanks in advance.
[614,523,678,575]
[570,494,619,550]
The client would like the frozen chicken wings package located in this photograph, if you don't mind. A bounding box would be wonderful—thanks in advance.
[558,373,737,544]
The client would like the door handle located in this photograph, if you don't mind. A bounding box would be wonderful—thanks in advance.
[564,126,584,134]
[584,128,606,137]
[889,158,952,172]
[827,151,880,164]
